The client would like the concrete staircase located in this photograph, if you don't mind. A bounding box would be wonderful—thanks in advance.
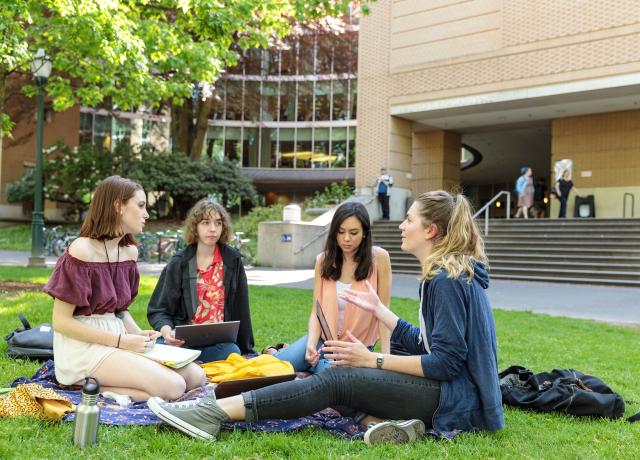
[371,218,640,287]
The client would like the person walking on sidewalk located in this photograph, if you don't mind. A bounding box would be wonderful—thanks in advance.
[375,167,393,220]
[147,190,504,444]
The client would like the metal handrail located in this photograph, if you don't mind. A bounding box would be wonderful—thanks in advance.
[293,195,378,255]
[623,192,635,218]
[473,191,511,235]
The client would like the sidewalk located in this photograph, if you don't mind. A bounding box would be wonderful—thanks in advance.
[2,250,639,325]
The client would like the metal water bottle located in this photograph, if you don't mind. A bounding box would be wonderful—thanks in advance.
[73,376,101,448]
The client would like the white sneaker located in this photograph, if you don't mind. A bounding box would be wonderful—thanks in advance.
[363,419,426,444]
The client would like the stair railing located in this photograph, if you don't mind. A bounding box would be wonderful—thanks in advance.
[473,191,511,236]
[623,192,635,218]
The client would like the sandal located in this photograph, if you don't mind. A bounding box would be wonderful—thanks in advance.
[261,342,289,355]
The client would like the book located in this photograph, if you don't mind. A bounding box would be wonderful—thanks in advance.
[137,343,201,369]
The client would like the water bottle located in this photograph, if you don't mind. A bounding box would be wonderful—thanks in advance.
[73,376,101,448]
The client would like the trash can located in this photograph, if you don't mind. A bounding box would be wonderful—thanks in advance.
[574,195,595,218]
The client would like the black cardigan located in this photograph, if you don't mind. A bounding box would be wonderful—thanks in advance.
[147,243,255,354]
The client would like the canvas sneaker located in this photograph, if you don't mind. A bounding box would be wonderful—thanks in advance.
[147,394,228,441]
[363,419,426,444]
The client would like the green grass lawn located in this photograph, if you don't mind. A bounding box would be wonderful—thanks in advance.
[0,267,638,459]
[0,224,32,251]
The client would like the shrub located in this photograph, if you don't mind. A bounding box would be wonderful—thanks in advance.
[303,181,353,209]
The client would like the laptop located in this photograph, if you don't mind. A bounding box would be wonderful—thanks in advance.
[214,374,296,399]
[175,321,240,347]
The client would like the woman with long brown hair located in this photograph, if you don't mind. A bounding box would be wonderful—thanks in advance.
[45,176,205,402]
[148,190,503,444]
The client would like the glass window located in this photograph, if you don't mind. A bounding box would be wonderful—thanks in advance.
[225,80,243,121]
[224,127,242,162]
[333,32,352,74]
[297,82,314,122]
[314,81,331,121]
[298,35,315,75]
[94,114,111,150]
[267,48,280,75]
[279,128,295,168]
[313,128,330,168]
[348,31,358,74]
[315,35,333,74]
[295,128,312,168]
[244,48,262,75]
[261,82,278,122]
[348,79,357,119]
[332,80,349,120]
[112,117,131,148]
[280,42,297,75]
[244,81,261,122]
[331,127,347,168]
[347,127,356,167]
[206,127,224,160]
[261,127,277,167]
[211,81,225,120]
[279,82,296,121]
[243,127,259,167]
[79,113,93,145]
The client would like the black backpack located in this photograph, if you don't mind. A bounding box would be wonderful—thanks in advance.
[3,314,54,361]
[499,365,626,420]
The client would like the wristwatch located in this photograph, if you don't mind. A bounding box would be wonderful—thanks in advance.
[376,353,384,369]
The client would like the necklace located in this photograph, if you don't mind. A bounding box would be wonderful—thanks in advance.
[103,240,120,283]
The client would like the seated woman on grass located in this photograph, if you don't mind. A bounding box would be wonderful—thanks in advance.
[45,176,205,402]
[147,198,255,362]
[274,201,392,373]
[147,190,504,443]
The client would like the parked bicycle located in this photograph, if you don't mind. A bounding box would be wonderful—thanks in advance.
[138,230,186,263]
[44,226,78,256]
[232,231,254,268]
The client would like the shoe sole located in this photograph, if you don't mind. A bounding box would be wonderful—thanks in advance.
[364,419,426,444]
[147,397,214,441]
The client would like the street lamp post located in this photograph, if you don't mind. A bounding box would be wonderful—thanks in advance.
[28,48,52,268]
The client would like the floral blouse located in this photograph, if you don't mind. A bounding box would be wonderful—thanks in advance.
[193,244,225,324]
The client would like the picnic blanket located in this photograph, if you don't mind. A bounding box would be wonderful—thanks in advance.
[10,361,458,440]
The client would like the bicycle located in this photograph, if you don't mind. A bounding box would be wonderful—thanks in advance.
[44,226,78,256]
[231,231,254,268]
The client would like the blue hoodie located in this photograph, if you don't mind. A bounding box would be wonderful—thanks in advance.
[390,262,504,432]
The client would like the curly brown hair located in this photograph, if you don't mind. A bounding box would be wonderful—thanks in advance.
[183,199,232,245]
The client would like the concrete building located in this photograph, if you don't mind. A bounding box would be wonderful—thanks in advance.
[356,0,640,219]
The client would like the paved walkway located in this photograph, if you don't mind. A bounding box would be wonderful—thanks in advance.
[2,250,638,326]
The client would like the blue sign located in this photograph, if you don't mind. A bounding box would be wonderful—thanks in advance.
[281,234,292,243]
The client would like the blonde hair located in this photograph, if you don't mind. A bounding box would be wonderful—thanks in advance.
[183,199,232,245]
[415,190,488,282]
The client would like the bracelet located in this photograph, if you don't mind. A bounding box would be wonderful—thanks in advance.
[116,334,121,349]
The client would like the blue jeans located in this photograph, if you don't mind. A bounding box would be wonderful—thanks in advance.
[157,337,240,363]
[274,334,332,373]
[242,366,441,426]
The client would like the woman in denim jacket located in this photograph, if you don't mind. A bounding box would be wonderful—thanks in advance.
[148,190,504,444]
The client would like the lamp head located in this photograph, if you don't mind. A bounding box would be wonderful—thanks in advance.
[31,48,52,83]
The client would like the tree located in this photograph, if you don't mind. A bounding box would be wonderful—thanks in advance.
[1,1,371,157]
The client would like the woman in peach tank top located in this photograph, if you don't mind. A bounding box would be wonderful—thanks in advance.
[275,202,392,373]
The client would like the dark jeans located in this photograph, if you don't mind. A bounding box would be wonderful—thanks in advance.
[378,193,390,220]
[558,196,568,218]
[242,366,441,426]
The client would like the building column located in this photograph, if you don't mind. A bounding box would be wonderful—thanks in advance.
[411,130,461,195]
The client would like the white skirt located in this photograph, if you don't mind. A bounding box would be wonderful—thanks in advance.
[53,313,126,385]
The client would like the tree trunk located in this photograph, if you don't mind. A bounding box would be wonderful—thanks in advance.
[170,98,193,155]
[189,96,214,161]
[0,71,6,202]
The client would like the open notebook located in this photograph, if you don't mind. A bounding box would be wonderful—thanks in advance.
[137,344,201,369]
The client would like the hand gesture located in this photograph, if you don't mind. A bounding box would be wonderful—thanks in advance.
[160,326,185,346]
[305,343,320,367]
[339,280,384,315]
[140,330,161,341]
[119,333,154,353]
[322,331,375,368]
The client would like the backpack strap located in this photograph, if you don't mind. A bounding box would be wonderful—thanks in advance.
[18,313,31,330]
[629,412,640,423]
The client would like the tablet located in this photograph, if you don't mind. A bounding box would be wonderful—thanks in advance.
[214,374,296,399]
[175,321,240,347]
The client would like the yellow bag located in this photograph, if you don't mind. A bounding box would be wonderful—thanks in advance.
[0,383,74,420]
[201,353,294,383]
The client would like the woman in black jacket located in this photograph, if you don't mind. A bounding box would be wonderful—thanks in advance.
[147,199,254,362]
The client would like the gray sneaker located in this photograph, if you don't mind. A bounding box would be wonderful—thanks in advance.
[363,419,426,444]
[147,394,228,441]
